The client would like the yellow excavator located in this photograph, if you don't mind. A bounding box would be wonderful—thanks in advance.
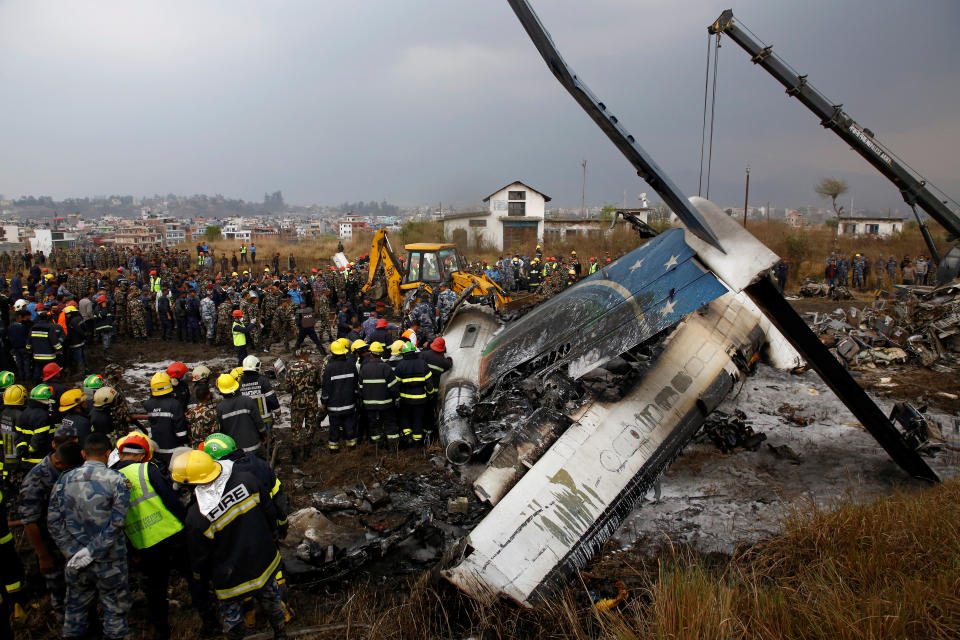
[361,228,519,313]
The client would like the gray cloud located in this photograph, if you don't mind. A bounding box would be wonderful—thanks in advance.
[1,0,957,212]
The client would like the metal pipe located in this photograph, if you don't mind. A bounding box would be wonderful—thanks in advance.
[440,383,477,464]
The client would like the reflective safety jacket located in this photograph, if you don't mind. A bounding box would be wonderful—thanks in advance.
[358,358,399,408]
[232,321,249,347]
[1,406,23,473]
[320,356,357,415]
[393,352,434,405]
[27,318,63,361]
[149,276,162,293]
[184,469,281,602]
[115,460,184,549]
[421,350,452,383]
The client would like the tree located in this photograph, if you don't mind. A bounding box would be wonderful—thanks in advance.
[814,178,849,217]
[204,226,222,241]
[599,204,617,222]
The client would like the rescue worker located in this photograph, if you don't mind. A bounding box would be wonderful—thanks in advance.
[1,383,27,478]
[172,449,288,640]
[90,387,121,440]
[232,309,253,367]
[19,440,84,623]
[239,356,280,434]
[112,433,216,639]
[294,301,323,351]
[166,361,192,414]
[144,372,189,470]
[64,305,86,374]
[320,340,358,452]
[94,294,115,352]
[358,342,400,444]
[58,389,92,446]
[0,479,26,633]
[80,373,105,410]
[394,342,434,445]
[186,383,219,446]
[435,282,457,333]
[27,305,64,381]
[47,433,131,640]
[284,349,323,463]
[16,383,55,467]
[421,337,453,436]
[215,373,267,458]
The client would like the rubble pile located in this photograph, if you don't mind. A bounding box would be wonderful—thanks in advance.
[699,410,767,453]
[799,278,853,300]
[809,282,960,370]
[282,470,489,586]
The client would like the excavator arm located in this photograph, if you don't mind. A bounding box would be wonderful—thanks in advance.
[362,228,406,310]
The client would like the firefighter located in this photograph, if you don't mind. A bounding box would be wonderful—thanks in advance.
[320,340,358,453]
[172,449,288,640]
[27,305,64,381]
[57,389,92,446]
[90,387,121,440]
[16,384,55,468]
[421,337,452,437]
[111,433,216,639]
[166,361,191,414]
[215,374,267,458]
[144,372,189,470]
[238,356,280,435]
[394,342,434,445]
[358,342,400,445]
[1,384,27,478]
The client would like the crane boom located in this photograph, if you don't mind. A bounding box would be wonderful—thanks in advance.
[709,10,960,248]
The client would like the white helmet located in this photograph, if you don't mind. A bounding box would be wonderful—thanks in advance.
[241,355,261,373]
[192,365,211,382]
[13,299,27,311]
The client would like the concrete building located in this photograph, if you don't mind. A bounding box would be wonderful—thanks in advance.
[442,181,550,251]
[837,214,906,238]
[222,223,252,243]
[338,216,367,239]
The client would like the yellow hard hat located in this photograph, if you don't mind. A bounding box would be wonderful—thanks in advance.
[231,271,238,276]
[170,449,221,484]
[217,373,239,395]
[334,338,351,349]
[63,306,79,314]
[230,367,244,381]
[351,339,368,353]
[368,341,384,354]
[59,388,85,412]
[330,341,348,356]
[390,340,405,356]
[3,384,27,406]
[150,372,174,396]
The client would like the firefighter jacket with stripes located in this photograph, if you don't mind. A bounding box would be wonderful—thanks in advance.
[215,393,266,452]
[143,395,189,454]
[393,352,435,405]
[184,468,281,602]
[239,373,280,426]
[16,402,53,465]
[358,358,399,408]
[421,350,453,381]
[320,356,358,415]
[65,314,86,348]
[224,450,288,532]
[27,318,64,361]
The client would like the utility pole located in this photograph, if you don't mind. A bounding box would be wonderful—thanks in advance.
[743,166,750,228]
[766,200,770,221]
[581,159,587,218]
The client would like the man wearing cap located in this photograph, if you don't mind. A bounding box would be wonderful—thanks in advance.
[64,305,86,375]
[58,390,92,447]
[394,342,435,445]
[360,309,380,341]
[294,301,322,352]
[200,288,217,345]
[435,282,457,333]
[368,317,394,345]
[283,349,323,462]
[358,343,400,444]
[241,290,262,351]
[47,433,131,640]
[216,374,267,458]
[321,341,358,452]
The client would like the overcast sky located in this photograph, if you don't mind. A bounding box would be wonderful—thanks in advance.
[1,0,958,212]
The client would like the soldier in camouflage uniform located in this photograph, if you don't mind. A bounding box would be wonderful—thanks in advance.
[47,434,130,640]
[186,383,219,445]
[126,288,146,339]
[103,364,136,434]
[215,297,235,346]
[269,296,295,352]
[312,282,334,342]
[260,285,281,345]
[538,270,563,302]
[435,282,457,333]
[112,282,127,336]
[284,349,324,462]
[410,291,436,339]
[241,291,262,351]
[200,290,217,344]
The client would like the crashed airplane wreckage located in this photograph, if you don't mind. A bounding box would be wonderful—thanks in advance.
[431,0,940,607]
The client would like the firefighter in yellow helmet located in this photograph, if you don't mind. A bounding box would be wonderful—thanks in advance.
[143,372,189,470]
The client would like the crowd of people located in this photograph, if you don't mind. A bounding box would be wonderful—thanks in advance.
[824,252,936,291]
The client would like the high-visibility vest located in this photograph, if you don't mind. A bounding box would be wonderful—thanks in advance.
[232,322,247,347]
[589,263,598,274]
[240,246,247,255]
[149,276,161,293]
[197,255,204,267]
[119,463,184,549]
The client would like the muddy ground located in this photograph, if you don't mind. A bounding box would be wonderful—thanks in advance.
[12,294,960,638]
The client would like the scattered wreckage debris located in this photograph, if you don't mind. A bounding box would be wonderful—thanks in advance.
[767,443,804,464]
[775,403,814,427]
[799,278,853,300]
[699,410,766,453]
[808,282,960,370]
